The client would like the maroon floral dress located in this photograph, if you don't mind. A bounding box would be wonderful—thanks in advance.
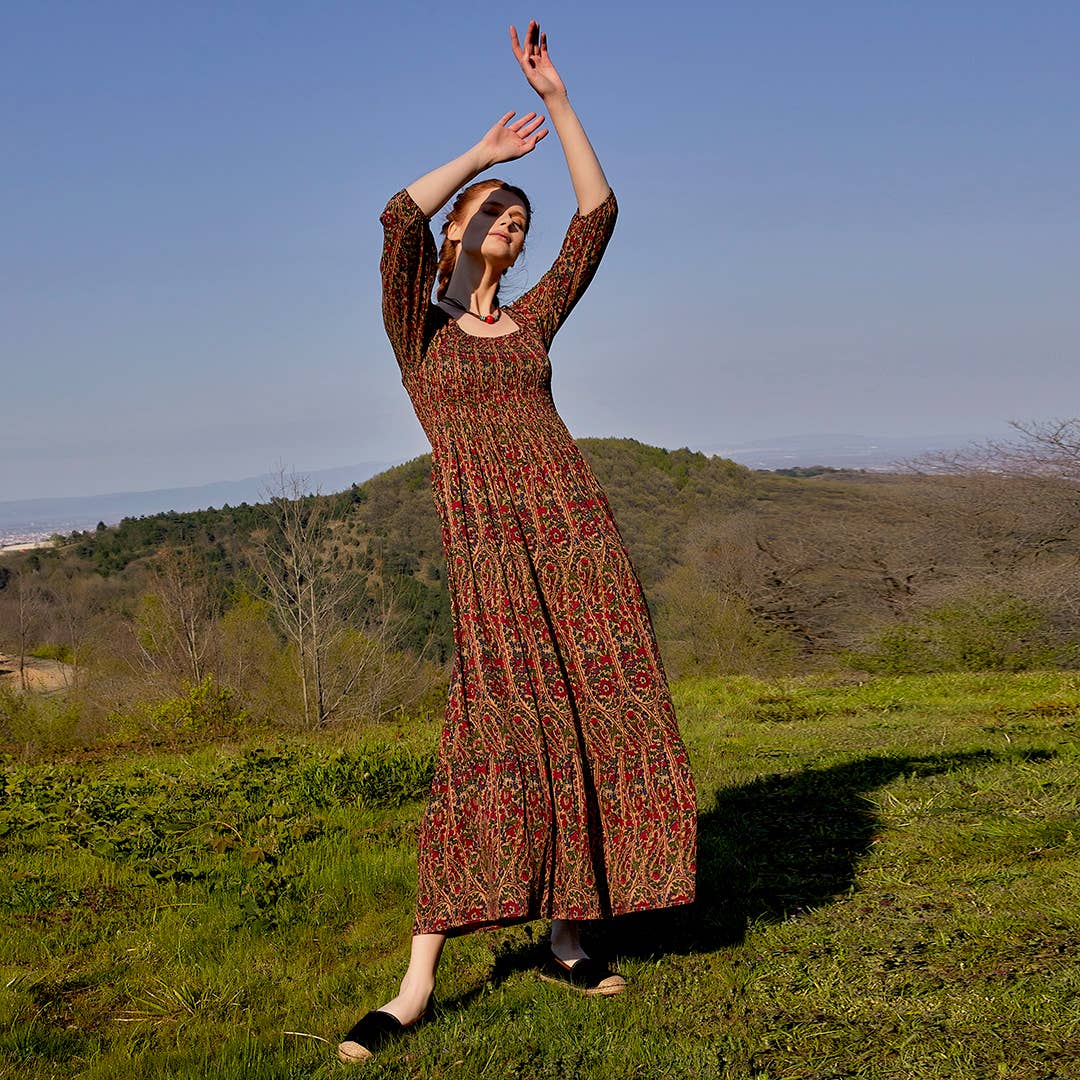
[379,187,697,936]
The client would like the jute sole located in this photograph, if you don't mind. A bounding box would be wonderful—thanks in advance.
[336,1040,374,1065]
[538,970,628,996]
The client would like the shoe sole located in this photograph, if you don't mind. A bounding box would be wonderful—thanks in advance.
[538,971,628,996]
[337,1040,375,1064]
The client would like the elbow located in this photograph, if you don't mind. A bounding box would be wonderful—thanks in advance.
[577,187,617,220]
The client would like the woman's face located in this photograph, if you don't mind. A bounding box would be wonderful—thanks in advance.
[455,188,528,270]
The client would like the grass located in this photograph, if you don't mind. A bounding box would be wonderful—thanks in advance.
[1,671,1078,1078]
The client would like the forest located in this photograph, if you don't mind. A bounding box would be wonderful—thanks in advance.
[1,421,1078,753]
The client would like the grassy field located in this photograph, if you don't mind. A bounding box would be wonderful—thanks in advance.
[2,671,1078,1079]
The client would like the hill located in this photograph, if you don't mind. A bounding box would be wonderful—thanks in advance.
[1,438,1077,740]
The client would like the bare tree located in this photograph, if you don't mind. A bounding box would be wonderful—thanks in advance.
[255,468,324,726]
[331,576,434,722]
[900,419,1080,602]
[40,569,102,690]
[0,570,48,691]
[133,545,218,685]
[656,458,1080,668]
[904,418,1080,483]
[253,467,428,727]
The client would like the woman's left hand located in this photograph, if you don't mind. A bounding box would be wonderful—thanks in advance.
[510,20,567,101]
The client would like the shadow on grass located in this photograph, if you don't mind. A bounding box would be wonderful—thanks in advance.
[593,747,1056,961]
[436,746,1055,1008]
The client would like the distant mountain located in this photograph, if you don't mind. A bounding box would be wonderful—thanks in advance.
[703,431,1003,472]
[0,462,396,543]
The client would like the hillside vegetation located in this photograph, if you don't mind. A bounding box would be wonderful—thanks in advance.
[1,438,1078,751]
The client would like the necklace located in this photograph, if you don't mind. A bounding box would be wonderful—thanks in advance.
[443,296,500,324]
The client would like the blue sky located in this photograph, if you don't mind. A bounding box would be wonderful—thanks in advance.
[3,1,1078,500]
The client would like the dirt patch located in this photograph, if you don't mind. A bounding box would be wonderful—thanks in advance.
[0,652,75,693]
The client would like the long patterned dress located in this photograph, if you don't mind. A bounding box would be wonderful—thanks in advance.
[379,186,697,936]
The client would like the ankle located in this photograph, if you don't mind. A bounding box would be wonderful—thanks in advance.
[550,927,591,965]
[399,970,436,999]
[550,919,581,948]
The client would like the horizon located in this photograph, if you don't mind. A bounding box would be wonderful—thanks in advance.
[1,425,1010,507]
[0,427,1011,545]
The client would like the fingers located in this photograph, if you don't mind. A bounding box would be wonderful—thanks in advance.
[517,127,549,157]
[513,18,537,65]
[518,114,545,138]
[490,109,546,156]
[509,24,523,60]
[509,111,540,132]
[511,21,539,71]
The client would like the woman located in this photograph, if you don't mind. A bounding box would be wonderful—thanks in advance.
[338,21,697,1064]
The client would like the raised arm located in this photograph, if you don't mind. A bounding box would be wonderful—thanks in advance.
[380,112,549,375]
[404,112,549,218]
[510,20,611,215]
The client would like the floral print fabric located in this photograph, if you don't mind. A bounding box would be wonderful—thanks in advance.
[379,187,697,935]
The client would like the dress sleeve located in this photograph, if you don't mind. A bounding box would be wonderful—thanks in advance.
[513,189,618,350]
[379,188,439,376]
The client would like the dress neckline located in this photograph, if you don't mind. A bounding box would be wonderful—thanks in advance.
[441,302,524,341]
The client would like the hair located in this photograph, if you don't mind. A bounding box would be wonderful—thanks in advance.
[436,179,532,303]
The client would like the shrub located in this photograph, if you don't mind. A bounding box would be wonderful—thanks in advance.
[849,591,1080,675]
[110,676,249,739]
[0,686,87,751]
[29,643,75,664]
[657,565,799,678]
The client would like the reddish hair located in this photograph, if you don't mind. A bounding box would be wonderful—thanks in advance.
[436,179,532,303]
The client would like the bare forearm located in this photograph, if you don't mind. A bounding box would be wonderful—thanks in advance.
[545,93,610,214]
[405,145,495,219]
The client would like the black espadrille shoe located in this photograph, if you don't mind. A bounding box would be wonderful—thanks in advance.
[538,953,627,996]
[336,1004,432,1065]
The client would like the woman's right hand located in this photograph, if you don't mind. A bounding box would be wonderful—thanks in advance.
[404,112,549,218]
[477,111,549,165]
